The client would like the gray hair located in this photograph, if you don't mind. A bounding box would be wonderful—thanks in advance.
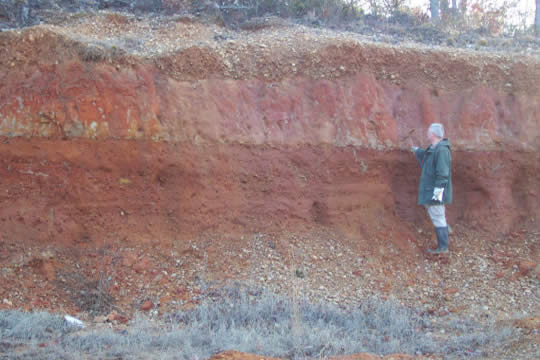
[428,123,444,138]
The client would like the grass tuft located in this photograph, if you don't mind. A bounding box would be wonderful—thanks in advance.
[0,285,517,359]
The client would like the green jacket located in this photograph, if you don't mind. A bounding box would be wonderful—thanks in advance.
[414,139,453,205]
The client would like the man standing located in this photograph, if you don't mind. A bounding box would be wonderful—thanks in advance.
[412,123,452,254]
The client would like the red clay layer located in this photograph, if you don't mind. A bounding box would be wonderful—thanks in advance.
[0,31,538,249]
[0,62,538,150]
[1,139,537,250]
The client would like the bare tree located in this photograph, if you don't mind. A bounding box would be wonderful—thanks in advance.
[440,0,449,19]
[534,0,540,36]
[451,0,458,18]
[382,0,406,14]
[430,0,440,22]
[459,0,467,15]
[368,0,381,15]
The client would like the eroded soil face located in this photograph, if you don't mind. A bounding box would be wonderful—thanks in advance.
[0,139,538,247]
[0,14,538,357]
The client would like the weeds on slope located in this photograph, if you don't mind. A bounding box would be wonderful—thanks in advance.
[0,284,516,359]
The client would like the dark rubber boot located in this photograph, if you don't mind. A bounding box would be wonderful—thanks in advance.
[428,227,449,254]
[439,226,449,251]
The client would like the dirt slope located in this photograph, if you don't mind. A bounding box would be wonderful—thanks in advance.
[1,14,538,238]
[0,14,538,356]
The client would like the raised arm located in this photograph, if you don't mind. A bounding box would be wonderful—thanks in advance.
[413,147,426,167]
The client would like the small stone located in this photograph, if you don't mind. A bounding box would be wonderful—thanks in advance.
[517,260,536,276]
[141,300,154,311]
[122,253,138,267]
[107,311,128,324]
[514,316,540,330]
[444,287,459,295]
[133,257,153,273]
[64,315,85,328]
[106,312,117,322]
[159,296,172,305]
[94,315,107,323]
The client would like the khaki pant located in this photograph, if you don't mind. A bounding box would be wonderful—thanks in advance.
[425,205,447,228]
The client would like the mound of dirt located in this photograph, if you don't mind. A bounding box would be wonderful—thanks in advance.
[0,13,538,360]
[1,16,538,239]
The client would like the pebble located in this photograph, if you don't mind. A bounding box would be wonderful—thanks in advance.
[140,300,154,311]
